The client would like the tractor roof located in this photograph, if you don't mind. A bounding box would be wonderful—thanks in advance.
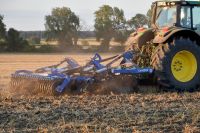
[154,1,200,6]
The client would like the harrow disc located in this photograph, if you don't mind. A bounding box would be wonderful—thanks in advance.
[9,74,64,96]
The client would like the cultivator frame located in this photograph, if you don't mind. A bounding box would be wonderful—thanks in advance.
[10,51,153,95]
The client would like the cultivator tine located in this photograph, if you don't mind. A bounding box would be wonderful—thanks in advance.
[38,80,47,94]
[9,74,64,96]
[10,75,25,91]
[36,79,61,95]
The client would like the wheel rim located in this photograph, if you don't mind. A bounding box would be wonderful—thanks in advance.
[171,50,197,82]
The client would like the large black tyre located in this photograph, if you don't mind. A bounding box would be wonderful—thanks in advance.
[151,38,200,91]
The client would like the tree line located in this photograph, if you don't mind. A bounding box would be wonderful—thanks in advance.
[0,5,151,52]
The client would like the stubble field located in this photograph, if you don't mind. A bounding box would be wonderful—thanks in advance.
[0,53,200,133]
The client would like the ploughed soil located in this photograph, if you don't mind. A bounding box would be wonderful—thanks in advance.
[0,93,200,133]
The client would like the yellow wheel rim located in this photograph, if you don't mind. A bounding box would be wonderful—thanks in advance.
[171,50,197,82]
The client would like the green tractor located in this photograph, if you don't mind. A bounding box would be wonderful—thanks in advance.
[126,1,200,91]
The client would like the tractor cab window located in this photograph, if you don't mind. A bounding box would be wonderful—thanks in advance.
[156,6,177,28]
[193,7,200,34]
[180,6,192,28]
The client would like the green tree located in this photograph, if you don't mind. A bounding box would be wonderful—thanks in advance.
[94,5,127,51]
[0,15,7,51]
[0,15,6,40]
[128,14,148,30]
[45,7,80,48]
[113,7,129,44]
[146,9,152,27]
[6,28,29,52]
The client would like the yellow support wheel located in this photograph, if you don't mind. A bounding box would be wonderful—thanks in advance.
[171,50,197,82]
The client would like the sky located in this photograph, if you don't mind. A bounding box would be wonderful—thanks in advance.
[0,0,155,31]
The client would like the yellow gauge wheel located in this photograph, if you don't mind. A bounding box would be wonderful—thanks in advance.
[171,50,197,82]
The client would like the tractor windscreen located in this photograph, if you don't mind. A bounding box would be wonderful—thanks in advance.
[156,6,177,28]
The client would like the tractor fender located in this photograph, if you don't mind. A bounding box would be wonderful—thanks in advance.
[153,28,200,45]
[136,28,155,48]
[127,28,155,48]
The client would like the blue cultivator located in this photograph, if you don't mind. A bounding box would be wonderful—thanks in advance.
[10,51,153,95]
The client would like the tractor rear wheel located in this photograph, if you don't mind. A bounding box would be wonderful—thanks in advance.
[151,38,200,91]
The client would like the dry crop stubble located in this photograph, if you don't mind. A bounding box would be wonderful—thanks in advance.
[0,93,200,132]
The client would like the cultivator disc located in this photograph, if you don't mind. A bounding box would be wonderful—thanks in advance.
[10,74,64,96]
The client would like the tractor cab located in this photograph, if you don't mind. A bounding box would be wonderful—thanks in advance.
[152,1,200,34]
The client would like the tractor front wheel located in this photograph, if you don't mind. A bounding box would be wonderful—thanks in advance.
[151,38,200,91]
